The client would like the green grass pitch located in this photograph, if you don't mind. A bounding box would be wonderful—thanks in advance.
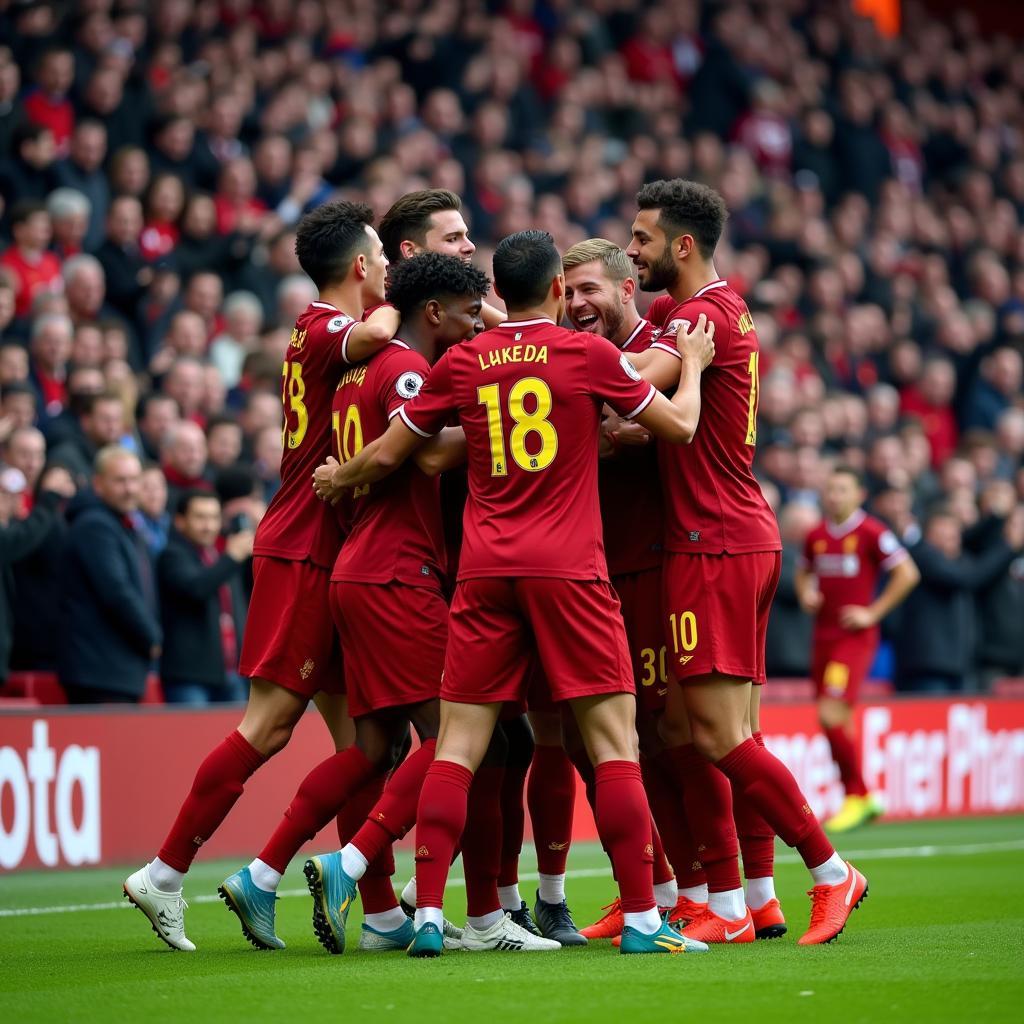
[2,816,1022,1024]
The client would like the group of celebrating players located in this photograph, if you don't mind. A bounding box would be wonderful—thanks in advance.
[123,178,873,959]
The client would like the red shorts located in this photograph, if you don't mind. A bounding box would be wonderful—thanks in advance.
[613,568,668,715]
[661,551,780,684]
[239,556,343,698]
[330,582,446,718]
[811,631,875,705]
[442,577,633,706]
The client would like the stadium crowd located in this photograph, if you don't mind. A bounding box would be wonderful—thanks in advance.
[0,0,1022,702]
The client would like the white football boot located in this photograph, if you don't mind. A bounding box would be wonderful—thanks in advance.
[123,865,196,951]
[460,912,561,952]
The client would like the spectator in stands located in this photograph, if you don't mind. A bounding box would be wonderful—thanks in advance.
[47,187,90,260]
[0,382,37,433]
[1,201,63,321]
[160,420,209,508]
[766,500,819,678]
[162,356,205,423]
[134,462,170,556]
[206,415,243,472]
[95,195,150,321]
[49,391,125,484]
[58,446,161,704]
[135,391,179,462]
[22,46,76,154]
[896,505,1024,693]
[210,291,263,388]
[0,464,75,684]
[0,122,56,211]
[157,489,253,705]
[27,312,72,420]
[963,348,1024,431]
[54,119,110,250]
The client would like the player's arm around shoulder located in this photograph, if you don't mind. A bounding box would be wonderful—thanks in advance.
[632,313,716,444]
[345,304,401,363]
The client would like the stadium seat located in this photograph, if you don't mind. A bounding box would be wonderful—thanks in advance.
[1,672,68,705]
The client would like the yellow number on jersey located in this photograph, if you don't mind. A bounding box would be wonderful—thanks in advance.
[668,611,698,654]
[282,361,308,449]
[639,646,669,687]
[331,405,369,498]
[477,377,558,476]
[745,351,759,447]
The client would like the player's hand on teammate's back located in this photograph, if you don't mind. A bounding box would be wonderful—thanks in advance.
[677,312,715,369]
[613,421,652,446]
[313,456,344,504]
[798,586,824,615]
[838,605,876,631]
[225,529,256,562]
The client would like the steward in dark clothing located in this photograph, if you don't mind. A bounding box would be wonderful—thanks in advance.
[765,543,813,677]
[58,450,161,703]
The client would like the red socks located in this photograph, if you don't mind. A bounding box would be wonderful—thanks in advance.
[594,760,655,914]
[497,754,529,889]
[644,754,706,889]
[732,731,776,880]
[824,725,868,797]
[664,743,740,893]
[463,763,504,916]
[158,731,266,872]
[415,760,474,909]
[528,744,576,876]
[716,738,834,870]
[258,747,377,875]
[351,739,437,863]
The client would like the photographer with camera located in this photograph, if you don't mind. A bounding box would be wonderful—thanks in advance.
[157,488,254,705]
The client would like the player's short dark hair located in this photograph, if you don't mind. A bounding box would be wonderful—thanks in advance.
[636,179,728,258]
[831,464,865,487]
[492,230,561,309]
[176,487,220,516]
[379,190,462,263]
[294,200,375,290]
[386,252,490,319]
[9,200,48,229]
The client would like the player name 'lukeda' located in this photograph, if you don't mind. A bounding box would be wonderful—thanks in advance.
[477,344,549,371]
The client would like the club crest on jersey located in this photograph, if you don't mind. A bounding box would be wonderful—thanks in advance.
[395,370,424,399]
[619,353,642,381]
[326,314,354,333]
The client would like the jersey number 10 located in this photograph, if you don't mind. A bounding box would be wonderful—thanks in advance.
[477,377,559,477]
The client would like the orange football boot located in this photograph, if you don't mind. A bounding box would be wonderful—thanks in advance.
[579,898,623,940]
[668,893,708,930]
[749,898,787,939]
[680,906,756,944]
[798,863,868,945]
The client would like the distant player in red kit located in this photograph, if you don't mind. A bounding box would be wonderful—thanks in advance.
[797,466,919,833]
[124,201,396,952]
[626,179,869,946]
[315,229,718,957]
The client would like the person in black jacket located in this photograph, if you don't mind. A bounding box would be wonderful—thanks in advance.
[157,489,253,705]
[58,446,162,703]
[0,464,75,683]
[896,505,1024,693]
[765,501,818,677]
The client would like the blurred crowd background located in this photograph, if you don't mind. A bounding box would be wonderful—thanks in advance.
[0,0,1022,703]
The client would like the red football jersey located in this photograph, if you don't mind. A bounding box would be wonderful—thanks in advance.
[598,318,664,576]
[331,339,446,591]
[648,280,780,554]
[400,317,656,581]
[801,509,908,640]
[253,300,360,569]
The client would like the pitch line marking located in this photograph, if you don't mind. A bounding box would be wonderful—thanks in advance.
[2,837,1022,918]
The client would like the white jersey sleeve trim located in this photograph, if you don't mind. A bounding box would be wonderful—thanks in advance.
[650,340,683,360]
[623,385,657,421]
[398,404,435,438]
